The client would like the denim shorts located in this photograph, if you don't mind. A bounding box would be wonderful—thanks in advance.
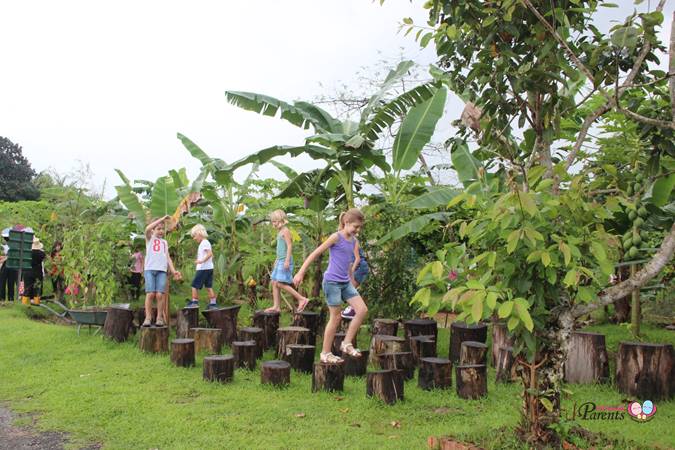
[144,270,167,293]
[322,280,359,307]
[191,269,214,289]
[353,265,369,284]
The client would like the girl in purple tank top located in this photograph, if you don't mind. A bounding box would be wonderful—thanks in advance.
[294,208,368,364]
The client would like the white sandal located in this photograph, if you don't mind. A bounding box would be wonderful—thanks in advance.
[339,342,362,357]
[320,352,343,364]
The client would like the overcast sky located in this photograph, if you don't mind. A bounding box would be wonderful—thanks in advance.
[1,1,672,199]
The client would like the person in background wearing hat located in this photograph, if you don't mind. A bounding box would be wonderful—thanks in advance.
[0,228,17,302]
[21,237,46,305]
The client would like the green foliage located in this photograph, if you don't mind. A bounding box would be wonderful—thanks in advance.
[0,136,39,202]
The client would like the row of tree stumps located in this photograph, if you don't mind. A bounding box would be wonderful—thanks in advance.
[102,304,674,403]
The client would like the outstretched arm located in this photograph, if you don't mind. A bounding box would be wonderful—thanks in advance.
[293,233,339,286]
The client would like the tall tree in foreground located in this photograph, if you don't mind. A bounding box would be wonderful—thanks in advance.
[0,136,40,202]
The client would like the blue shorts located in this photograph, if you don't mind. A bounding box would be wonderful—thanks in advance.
[192,269,214,289]
[271,259,293,284]
[144,270,167,293]
[322,280,359,307]
[353,264,369,284]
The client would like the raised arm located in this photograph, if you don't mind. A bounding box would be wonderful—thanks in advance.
[145,215,170,240]
[293,233,339,286]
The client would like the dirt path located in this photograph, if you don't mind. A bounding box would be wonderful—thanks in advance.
[0,405,99,450]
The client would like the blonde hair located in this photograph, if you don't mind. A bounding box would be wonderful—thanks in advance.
[338,208,365,230]
[190,224,208,239]
[270,209,288,225]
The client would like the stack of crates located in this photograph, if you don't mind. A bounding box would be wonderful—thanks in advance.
[6,229,33,270]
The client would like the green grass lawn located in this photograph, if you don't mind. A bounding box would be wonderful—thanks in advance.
[0,304,673,450]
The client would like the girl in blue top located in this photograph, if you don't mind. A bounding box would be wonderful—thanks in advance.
[265,210,309,313]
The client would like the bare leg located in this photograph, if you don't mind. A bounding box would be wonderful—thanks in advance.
[191,287,199,300]
[156,293,166,322]
[144,293,155,323]
[344,296,367,346]
[206,288,216,299]
[265,281,281,312]
[278,283,309,311]
[321,306,342,354]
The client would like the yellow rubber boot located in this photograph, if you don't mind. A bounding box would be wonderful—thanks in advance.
[31,296,41,305]
[21,296,30,305]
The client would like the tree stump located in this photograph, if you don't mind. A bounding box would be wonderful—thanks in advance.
[366,370,404,404]
[410,335,437,365]
[252,310,280,350]
[188,327,223,355]
[419,357,452,390]
[202,305,240,346]
[261,360,291,387]
[312,361,345,392]
[170,338,195,368]
[460,341,488,365]
[139,326,169,353]
[495,346,517,383]
[564,331,609,384]
[491,321,514,367]
[203,355,234,383]
[292,311,320,346]
[103,305,134,343]
[455,364,487,399]
[233,340,257,370]
[371,318,398,338]
[239,327,263,358]
[450,322,488,364]
[343,350,369,377]
[378,352,415,380]
[369,335,408,366]
[403,318,438,348]
[176,306,200,338]
[332,332,347,356]
[339,316,353,333]
[616,342,674,401]
[276,326,310,359]
[283,344,315,374]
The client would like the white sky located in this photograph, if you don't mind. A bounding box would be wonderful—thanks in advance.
[1,1,672,199]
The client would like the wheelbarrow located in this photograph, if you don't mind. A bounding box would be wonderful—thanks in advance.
[38,296,109,335]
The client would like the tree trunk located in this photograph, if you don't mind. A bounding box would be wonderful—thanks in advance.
[311,253,323,298]
[252,310,280,350]
[564,331,609,384]
[491,321,514,367]
[410,335,437,365]
[261,360,291,386]
[403,318,438,348]
[343,350,369,377]
[139,326,169,353]
[369,335,408,366]
[188,327,223,355]
[630,264,641,337]
[233,340,257,370]
[202,305,240,346]
[276,326,310,359]
[171,338,195,368]
[103,306,134,343]
[203,355,234,383]
[460,341,488,365]
[449,322,488,364]
[418,357,452,390]
[366,370,404,404]
[332,332,347,356]
[495,346,517,383]
[378,352,415,380]
[616,342,674,400]
[312,361,345,392]
[371,319,398,337]
[455,364,487,399]
[292,311,320,346]
[176,306,200,339]
[239,326,264,358]
[283,344,315,374]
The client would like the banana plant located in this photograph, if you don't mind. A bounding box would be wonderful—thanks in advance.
[179,61,445,208]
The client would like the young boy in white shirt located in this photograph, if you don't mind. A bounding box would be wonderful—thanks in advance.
[187,224,217,309]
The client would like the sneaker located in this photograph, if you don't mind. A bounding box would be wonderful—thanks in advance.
[142,319,152,327]
[339,342,362,357]
[185,300,199,308]
[206,303,218,310]
[341,306,355,319]
[320,352,343,364]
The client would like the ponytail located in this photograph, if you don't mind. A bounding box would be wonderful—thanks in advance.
[338,208,364,231]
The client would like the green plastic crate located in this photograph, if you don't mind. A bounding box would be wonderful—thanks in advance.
[6,230,33,270]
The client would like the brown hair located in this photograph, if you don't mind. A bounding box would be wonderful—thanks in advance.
[338,208,364,230]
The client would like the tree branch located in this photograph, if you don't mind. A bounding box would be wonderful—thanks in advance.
[669,11,675,122]
[572,222,675,318]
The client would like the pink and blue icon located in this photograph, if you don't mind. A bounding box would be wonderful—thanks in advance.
[627,400,656,422]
